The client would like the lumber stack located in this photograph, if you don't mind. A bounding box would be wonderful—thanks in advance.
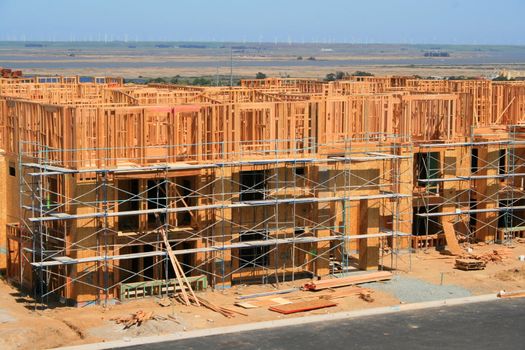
[303,271,392,291]
[455,258,486,271]
[234,285,375,309]
[268,300,337,314]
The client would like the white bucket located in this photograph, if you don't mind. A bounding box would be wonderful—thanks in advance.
[519,255,525,261]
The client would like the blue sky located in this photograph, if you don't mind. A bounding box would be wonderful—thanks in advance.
[0,0,523,44]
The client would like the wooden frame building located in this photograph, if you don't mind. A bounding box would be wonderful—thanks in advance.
[1,74,525,306]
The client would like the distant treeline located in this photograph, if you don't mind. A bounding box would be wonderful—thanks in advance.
[127,70,523,87]
[126,71,378,86]
[127,75,242,86]
[324,71,373,81]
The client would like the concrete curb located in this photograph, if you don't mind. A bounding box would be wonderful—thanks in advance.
[54,293,499,350]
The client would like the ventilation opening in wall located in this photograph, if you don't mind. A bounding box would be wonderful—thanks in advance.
[9,162,16,177]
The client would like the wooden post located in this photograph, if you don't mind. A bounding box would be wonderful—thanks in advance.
[358,198,380,270]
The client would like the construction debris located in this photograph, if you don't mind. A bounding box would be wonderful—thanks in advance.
[497,290,525,299]
[358,291,375,303]
[268,299,337,314]
[459,249,513,265]
[111,310,154,329]
[475,249,513,263]
[156,298,172,307]
[234,285,372,309]
[174,293,247,318]
[455,248,514,270]
[303,271,393,291]
[158,219,200,307]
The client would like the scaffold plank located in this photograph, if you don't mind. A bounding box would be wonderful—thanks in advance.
[27,193,409,222]
[30,231,410,267]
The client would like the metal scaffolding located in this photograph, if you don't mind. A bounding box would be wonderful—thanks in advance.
[16,134,413,306]
[415,126,525,250]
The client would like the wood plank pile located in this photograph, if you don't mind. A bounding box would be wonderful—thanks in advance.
[174,293,247,318]
[302,271,392,291]
[459,249,513,266]
[234,284,376,313]
[474,249,513,263]
[111,310,154,329]
[454,258,486,271]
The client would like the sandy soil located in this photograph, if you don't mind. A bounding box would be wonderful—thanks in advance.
[0,241,524,350]
[395,242,525,295]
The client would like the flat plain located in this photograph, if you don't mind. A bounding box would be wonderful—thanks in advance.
[1,41,525,79]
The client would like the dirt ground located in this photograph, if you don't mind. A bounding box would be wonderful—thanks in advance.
[1,241,524,350]
[394,241,525,295]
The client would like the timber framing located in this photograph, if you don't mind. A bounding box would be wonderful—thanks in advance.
[1,74,525,306]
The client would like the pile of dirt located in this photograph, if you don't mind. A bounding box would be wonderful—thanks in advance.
[494,267,525,282]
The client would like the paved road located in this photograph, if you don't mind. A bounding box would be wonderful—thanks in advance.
[120,299,525,350]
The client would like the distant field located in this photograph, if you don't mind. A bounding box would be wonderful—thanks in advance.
[1,41,525,79]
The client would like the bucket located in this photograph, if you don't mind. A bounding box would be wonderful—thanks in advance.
[519,255,525,261]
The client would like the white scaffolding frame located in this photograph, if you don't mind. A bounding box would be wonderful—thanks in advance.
[414,126,525,250]
[15,134,413,307]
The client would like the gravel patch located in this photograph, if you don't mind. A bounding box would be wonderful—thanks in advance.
[365,275,471,303]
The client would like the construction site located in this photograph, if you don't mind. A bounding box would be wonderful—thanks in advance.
[0,70,523,309]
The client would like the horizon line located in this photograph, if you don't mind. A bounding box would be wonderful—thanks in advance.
[0,40,524,47]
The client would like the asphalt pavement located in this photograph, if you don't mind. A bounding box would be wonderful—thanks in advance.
[117,298,525,350]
